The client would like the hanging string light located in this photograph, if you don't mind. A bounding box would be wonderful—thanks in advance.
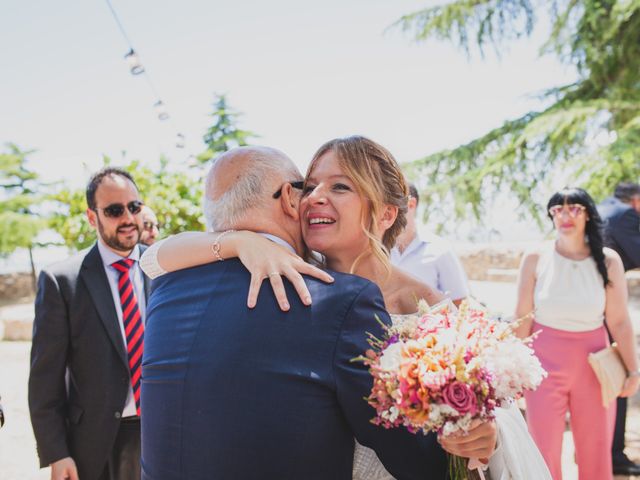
[124,49,145,75]
[153,101,170,121]
[104,0,186,148]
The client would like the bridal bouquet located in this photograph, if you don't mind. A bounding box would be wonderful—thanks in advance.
[360,299,546,479]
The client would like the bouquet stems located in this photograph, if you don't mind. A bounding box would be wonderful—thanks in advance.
[447,454,485,480]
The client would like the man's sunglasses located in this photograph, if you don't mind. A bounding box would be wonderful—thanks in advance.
[272,181,305,199]
[143,221,160,231]
[94,200,145,218]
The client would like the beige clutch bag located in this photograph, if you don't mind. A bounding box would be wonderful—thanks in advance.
[588,343,627,407]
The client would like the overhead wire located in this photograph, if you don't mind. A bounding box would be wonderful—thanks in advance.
[104,0,187,149]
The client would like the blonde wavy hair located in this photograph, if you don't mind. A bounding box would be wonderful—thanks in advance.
[307,135,409,275]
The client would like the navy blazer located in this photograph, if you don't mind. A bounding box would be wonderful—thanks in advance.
[598,196,640,271]
[141,260,447,479]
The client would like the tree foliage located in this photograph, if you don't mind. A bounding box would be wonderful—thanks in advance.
[197,94,258,164]
[397,0,640,226]
[50,157,205,251]
[49,93,255,250]
[0,144,48,255]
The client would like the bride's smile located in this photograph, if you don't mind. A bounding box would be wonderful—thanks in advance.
[300,149,369,268]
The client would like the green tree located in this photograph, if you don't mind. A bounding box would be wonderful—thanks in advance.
[197,94,257,164]
[131,158,205,235]
[0,144,49,290]
[397,1,640,226]
[50,94,257,249]
[50,157,205,251]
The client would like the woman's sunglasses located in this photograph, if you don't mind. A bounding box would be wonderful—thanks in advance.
[95,200,144,218]
[548,204,587,218]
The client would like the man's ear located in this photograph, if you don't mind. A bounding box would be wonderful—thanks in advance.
[378,204,398,232]
[86,208,98,229]
[407,197,418,212]
[279,183,300,222]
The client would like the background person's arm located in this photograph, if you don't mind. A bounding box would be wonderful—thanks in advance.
[603,248,640,397]
[513,251,539,338]
[50,457,79,480]
[437,249,471,306]
[28,270,73,468]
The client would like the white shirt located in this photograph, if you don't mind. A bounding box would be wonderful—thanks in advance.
[390,234,470,301]
[97,240,147,417]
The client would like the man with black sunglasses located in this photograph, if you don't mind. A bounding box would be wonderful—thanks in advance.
[29,167,151,480]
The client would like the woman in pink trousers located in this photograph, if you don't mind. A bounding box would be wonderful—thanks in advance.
[514,187,639,480]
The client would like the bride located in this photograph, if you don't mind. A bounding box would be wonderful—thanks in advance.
[141,135,550,480]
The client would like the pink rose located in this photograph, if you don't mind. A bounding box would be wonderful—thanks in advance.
[442,381,478,416]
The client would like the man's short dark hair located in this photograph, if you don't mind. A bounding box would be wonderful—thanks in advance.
[86,167,138,210]
[614,182,640,202]
[408,183,420,206]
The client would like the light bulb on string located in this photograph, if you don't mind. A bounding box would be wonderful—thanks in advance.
[124,49,145,75]
[154,100,169,121]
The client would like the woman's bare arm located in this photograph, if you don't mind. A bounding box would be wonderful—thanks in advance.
[603,248,640,397]
[513,251,539,338]
[140,231,333,311]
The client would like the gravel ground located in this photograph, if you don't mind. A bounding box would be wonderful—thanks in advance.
[1,280,638,479]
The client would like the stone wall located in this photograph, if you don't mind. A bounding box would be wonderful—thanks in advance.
[457,244,640,297]
[458,247,523,281]
[0,272,35,303]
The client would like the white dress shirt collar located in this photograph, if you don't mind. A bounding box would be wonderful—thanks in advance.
[258,233,296,255]
[97,239,141,265]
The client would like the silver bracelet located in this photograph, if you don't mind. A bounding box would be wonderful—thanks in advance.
[628,370,640,378]
[211,230,236,261]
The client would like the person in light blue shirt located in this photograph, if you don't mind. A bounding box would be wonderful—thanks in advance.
[390,183,470,305]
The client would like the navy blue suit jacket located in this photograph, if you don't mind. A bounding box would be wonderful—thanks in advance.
[598,196,640,271]
[141,260,447,479]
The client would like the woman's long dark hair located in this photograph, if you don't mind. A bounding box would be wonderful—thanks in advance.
[547,188,610,287]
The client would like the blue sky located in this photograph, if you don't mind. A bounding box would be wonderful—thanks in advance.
[1,0,576,241]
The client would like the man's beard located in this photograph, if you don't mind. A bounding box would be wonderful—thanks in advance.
[97,217,140,252]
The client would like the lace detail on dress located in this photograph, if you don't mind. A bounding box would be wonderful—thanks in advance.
[353,442,395,480]
[139,240,167,279]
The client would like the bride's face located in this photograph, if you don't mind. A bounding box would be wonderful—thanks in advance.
[300,151,370,264]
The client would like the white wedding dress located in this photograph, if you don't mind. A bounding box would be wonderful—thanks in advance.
[139,250,551,480]
[351,314,552,480]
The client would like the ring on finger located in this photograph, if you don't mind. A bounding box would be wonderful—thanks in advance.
[268,272,280,278]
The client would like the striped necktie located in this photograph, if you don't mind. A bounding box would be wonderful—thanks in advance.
[112,258,144,416]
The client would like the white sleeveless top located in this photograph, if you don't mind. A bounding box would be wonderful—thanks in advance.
[533,247,606,332]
